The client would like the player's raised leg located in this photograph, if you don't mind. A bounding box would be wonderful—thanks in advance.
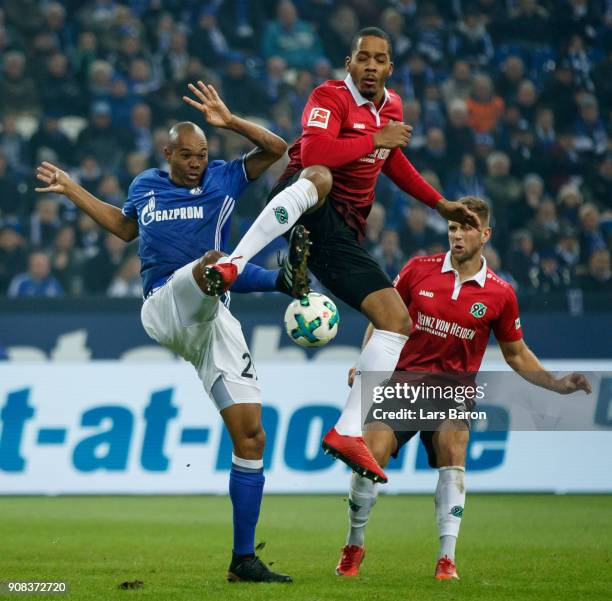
[207,166,331,290]
[323,291,411,483]
[431,421,469,581]
[335,427,396,576]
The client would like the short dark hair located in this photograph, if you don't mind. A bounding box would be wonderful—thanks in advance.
[351,27,393,57]
[458,196,490,226]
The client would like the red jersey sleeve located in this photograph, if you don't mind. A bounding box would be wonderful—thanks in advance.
[382,148,442,208]
[492,285,523,343]
[300,86,375,168]
[393,258,415,306]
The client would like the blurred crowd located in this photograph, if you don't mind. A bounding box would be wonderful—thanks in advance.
[0,0,611,307]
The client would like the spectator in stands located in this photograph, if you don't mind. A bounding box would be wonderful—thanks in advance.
[579,248,612,292]
[128,103,153,158]
[87,60,114,103]
[263,57,291,107]
[0,113,29,177]
[0,50,40,115]
[0,151,22,220]
[508,120,539,178]
[556,226,581,273]
[445,98,476,167]
[97,174,124,208]
[421,82,446,129]
[108,254,142,297]
[513,173,547,230]
[539,59,578,126]
[75,214,101,259]
[578,203,607,262]
[449,5,494,68]
[399,101,423,154]
[528,251,571,293]
[0,225,27,294]
[188,6,229,67]
[445,154,486,199]
[261,1,324,70]
[494,55,525,102]
[320,5,360,68]
[50,225,81,295]
[534,106,556,151]
[573,94,608,158]
[514,79,538,125]
[507,0,551,47]
[159,29,190,84]
[413,127,450,183]
[545,127,583,192]
[528,199,561,252]
[557,183,584,226]
[82,232,128,295]
[381,7,413,65]
[30,114,75,167]
[415,2,448,68]
[466,74,505,133]
[364,203,386,254]
[73,31,99,85]
[441,60,473,105]
[506,229,540,288]
[587,154,612,211]
[372,229,405,279]
[8,250,63,298]
[73,155,103,191]
[484,151,522,244]
[397,204,445,257]
[120,151,149,190]
[76,102,127,169]
[29,198,61,249]
[40,52,83,117]
[221,52,267,117]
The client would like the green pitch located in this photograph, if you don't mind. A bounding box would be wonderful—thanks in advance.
[0,495,610,601]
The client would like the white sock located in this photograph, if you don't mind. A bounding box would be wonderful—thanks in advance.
[346,472,379,547]
[223,178,318,274]
[335,329,408,436]
[435,466,465,561]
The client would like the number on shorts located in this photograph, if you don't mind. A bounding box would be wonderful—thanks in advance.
[241,352,257,379]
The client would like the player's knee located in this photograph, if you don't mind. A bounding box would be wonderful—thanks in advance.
[364,432,394,468]
[438,444,466,468]
[386,310,412,337]
[301,165,332,201]
[234,425,266,458]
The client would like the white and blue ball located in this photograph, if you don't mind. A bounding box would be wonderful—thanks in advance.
[284,292,339,348]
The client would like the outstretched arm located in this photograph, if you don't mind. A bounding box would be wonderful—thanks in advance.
[183,81,287,180]
[36,161,138,242]
[499,339,592,394]
[383,149,481,229]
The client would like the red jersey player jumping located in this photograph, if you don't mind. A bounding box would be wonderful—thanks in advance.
[207,28,480,484]
[334,196,592,581]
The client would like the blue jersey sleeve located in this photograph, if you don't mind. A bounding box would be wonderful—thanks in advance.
[122,180,139,221]
[219,157,251,199]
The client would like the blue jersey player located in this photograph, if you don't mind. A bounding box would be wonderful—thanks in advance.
[35,81,310,583]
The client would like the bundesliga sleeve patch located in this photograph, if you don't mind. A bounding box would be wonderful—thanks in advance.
[307,107,331,129]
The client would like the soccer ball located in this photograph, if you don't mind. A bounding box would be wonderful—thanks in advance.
[284,292,339,348]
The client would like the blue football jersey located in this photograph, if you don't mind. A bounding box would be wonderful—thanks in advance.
[122,158,250,296]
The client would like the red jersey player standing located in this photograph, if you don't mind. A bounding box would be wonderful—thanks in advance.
[207,28,480,484]
[334,197,592,581]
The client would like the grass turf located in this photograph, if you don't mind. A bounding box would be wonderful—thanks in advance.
[0,495,610,600]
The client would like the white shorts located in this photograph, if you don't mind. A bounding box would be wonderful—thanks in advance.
[140,259,261,411]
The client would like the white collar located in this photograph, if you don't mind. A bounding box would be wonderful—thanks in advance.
[441,251,487,287]
[344,73,390,107]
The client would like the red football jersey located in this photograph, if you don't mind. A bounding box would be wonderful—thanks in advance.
[282,75,441,239]
[394,252,523,373]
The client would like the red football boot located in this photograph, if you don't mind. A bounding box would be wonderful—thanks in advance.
[322,428,388,483]
[435,555,459,580]
[335,545,365,577]
[202,260,239,296]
